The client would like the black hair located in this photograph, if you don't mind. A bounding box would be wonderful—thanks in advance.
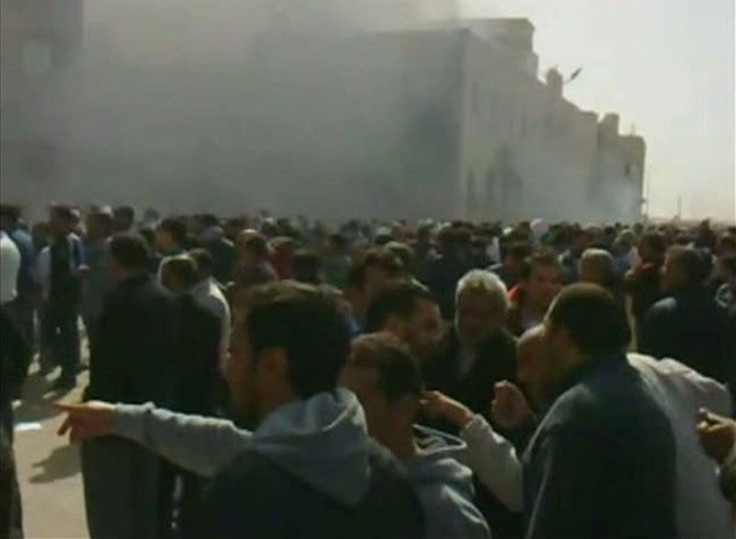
[110,233,151,271]
[668,246,711,286]
[189,248,214,278]
[161,256,199,290]
[352,333,424,402]
[158,218,188,247]
[365,282,435,333]
[242,282,351,399]
[293,249,322,285]
[520,250,562,281]
[547,283,631,356]
[351,248,404,288]
[242,235,269,258]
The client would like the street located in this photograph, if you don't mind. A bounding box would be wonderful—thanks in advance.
[14,367,88,538]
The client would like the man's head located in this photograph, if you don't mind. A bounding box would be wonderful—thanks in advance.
[520,252,563,313]
[155,218,187,254]
[638,232,667,265]
[502,242,533,276]
[365,283,443,361]
[455,270,509,348]
[570,228,591,255]
[108,233,151,284]
[293,249,322,285]
[161,256,199,294]
[48,205,75,239]
[516,326,548,408]
[716,255,736,285]
[339,333,423,448]
[113,206,136,233]
[226,282,351,426]
[238,234,269,266]
[385,242,416,277]
[661,246,710,292]
[0,205,21,231]
[541,284,630,397]
[188,247,214,282]
[85,210,114,242]
[579,249,616,290]
[353,248,405,300]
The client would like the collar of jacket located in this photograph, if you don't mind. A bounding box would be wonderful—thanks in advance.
[543,351,628,411]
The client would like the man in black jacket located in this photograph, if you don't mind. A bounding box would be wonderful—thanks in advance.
[81,233,175,539]
[160,255,222,538]
[524,284,676,539]
[640,246,735,388]
[198,281,425,538]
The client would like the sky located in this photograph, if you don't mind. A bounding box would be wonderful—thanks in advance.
[461,0,735,221]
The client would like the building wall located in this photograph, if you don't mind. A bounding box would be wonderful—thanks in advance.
[458,32,600,222]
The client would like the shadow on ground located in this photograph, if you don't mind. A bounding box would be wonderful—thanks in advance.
[29,443,81,484]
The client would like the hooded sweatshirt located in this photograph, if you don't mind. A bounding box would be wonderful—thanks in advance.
[113,404,488,538]
[115,389,424,538]
[408,426,491,539]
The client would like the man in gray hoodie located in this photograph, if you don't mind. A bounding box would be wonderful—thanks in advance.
[58,332,489,538]
[60,282,424,539]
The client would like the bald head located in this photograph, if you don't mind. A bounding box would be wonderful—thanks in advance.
[517,325,547,408]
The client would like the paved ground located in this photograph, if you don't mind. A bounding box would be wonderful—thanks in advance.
[14,367,89,538]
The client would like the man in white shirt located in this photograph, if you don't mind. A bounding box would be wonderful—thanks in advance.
[0,231,21,306]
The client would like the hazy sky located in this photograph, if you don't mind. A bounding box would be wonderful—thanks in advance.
[462,0,735,221]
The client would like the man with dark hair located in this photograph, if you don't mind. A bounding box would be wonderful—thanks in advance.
[364,282,444,362]
[232,233,278,296]
[323,233,350,289]
[339,333,490,538]
[292,249,323,285]
[113,206,136,234]
[160,255,222,538]
[59,281,425,539]
[625,231,667,344]
[489,242,532,289]
[425,227,474,320]
[199,215,236,285]
[640,246,735,386]
[558,227,591,284]
[345,247,405,327]
[506,251,563,337]
[524,283,676,539]
[81,209,114,355]
[81,232,174,539]
[36,204,85,389]
[155,218,188,278]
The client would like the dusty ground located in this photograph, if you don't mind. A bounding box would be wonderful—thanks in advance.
[13,366,88,538]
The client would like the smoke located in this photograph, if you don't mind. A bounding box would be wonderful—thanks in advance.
[5,0,465,220]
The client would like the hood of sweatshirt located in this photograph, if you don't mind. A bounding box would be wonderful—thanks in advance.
[250,388,371,506]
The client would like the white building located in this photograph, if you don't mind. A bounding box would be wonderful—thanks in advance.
[1,2,645,223]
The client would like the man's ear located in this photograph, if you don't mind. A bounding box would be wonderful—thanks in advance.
[258,347,290,382]
[384,316,407,340]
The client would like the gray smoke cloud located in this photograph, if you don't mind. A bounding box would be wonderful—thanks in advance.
[11,0,465,221]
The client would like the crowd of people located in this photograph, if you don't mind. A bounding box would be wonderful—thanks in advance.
[1,202,736,539]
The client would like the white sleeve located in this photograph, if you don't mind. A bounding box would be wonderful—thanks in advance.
[460,414,524,512]
[113,403,252,478]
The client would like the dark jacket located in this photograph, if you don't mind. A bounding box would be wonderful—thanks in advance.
[425,254,474,320]
[85,274,174,405]
[523,355,677,539]
[198,390,425,539]
[425,328,518,420]
[640,286,736,387]
[424,327,522,539]
[170,293,222,414]
[206,238,236,285]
